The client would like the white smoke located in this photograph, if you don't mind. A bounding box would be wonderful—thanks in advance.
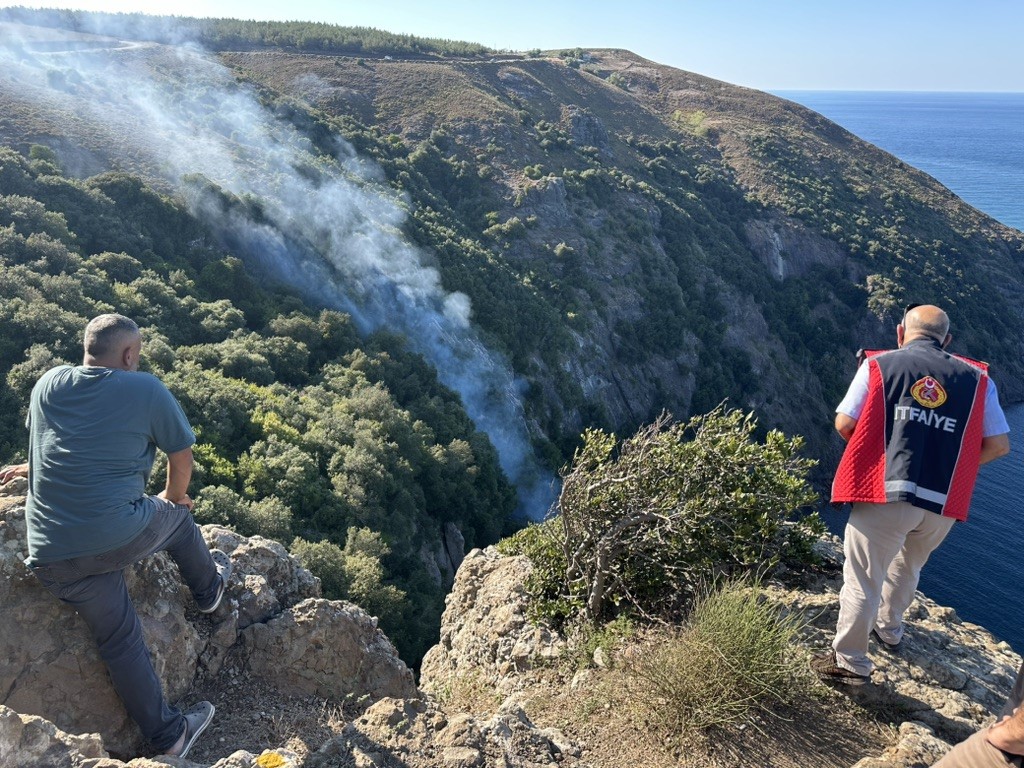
[0,18,558,518]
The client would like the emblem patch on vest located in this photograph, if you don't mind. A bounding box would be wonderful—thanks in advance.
[910,376,947,409]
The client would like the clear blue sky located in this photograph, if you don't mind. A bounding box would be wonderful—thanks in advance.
[10,0,1024,91]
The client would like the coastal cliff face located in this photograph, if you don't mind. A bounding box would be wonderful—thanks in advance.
[1,478,1019,768]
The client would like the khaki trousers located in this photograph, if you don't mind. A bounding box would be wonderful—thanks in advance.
[932,661,1024,767]
[932,729,1024,767]
[833,501,955,676]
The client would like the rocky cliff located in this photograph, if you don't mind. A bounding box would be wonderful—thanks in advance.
[420,544,1021,768]
[1,475,1019,767]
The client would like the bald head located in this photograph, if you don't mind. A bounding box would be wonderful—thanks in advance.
[900,304,951,346]
[83,314,142,370]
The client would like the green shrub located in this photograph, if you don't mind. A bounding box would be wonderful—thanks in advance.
[624,576,812,737]
[607,72,629,90]
[518,405,820,625]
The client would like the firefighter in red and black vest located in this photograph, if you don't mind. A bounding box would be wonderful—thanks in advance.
[812,304,1010,686]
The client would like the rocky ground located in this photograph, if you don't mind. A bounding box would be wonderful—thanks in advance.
[1,477,1020,767]
[417,543,1020,768]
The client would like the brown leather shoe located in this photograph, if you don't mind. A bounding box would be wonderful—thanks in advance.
[810,650,870,686]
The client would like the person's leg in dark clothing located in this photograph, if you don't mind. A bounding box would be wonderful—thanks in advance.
[29,500,223,752]
[31,563,185,752]
[100,497,221,608]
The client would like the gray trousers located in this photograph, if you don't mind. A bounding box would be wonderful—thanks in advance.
[29,498,218,752]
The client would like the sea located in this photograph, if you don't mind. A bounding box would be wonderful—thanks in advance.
[776,91,1024,652]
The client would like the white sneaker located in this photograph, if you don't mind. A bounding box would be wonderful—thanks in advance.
[198,550,232,614]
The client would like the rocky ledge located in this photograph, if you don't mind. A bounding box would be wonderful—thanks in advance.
[0,477,1019,767]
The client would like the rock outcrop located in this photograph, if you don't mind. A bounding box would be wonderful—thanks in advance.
[0,491,414,763]
[422,538,1022,768]
[420,548,563,698]
[0,705,108,768]
[3,477,1021,767]
[242,598,415,701]
[307,696,581,768]
[744,216,849,281]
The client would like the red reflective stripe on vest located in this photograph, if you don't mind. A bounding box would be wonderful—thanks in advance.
[832,359,888,504]
[942,374,988,521]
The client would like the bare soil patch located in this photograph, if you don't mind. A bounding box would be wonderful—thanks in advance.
[173,648,354,765]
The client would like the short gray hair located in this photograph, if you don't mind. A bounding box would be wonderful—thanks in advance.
[83,314,140,358]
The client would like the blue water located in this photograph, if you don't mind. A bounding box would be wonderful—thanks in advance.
[778,91,1024,651]
[775,91,1024,232]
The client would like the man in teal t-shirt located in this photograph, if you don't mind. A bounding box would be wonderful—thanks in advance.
[24,358,196,563]
[0,314,232,759]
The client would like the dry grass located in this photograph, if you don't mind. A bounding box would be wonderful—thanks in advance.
[431,670,503,716]
[521,656,893,768]
[515,579,894,768]
[623,577,813,737]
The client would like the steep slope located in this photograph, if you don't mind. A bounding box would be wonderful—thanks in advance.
[1,15,1022,485]
[215,45,1024,459]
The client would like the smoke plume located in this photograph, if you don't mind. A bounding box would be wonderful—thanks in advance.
[0,17,557,518]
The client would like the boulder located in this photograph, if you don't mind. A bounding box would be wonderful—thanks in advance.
[419,548,564,698]
[0,704,108,768]
[240,598,417,702]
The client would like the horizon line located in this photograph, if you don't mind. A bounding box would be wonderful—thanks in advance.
[768,88,1024,95]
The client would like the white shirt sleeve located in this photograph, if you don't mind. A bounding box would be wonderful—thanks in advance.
[983,378,1010,437]
[838,363,1009,436]
[836,363,870,420]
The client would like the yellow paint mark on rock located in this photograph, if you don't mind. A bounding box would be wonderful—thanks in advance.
[256,753,288,768]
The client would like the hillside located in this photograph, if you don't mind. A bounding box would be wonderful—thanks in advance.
[0,12,1022,768]
[1,12,1021,490]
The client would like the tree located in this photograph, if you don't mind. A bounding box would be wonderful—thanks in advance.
[6,344,69,403]
[290,528,405,624]
[556,406,819,623]
[238,436,327,516]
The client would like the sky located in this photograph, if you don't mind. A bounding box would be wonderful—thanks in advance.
[6,0,1024,91]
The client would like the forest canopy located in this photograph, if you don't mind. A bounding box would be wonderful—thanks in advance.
[0,145,517,665]
[0,7,493,57]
